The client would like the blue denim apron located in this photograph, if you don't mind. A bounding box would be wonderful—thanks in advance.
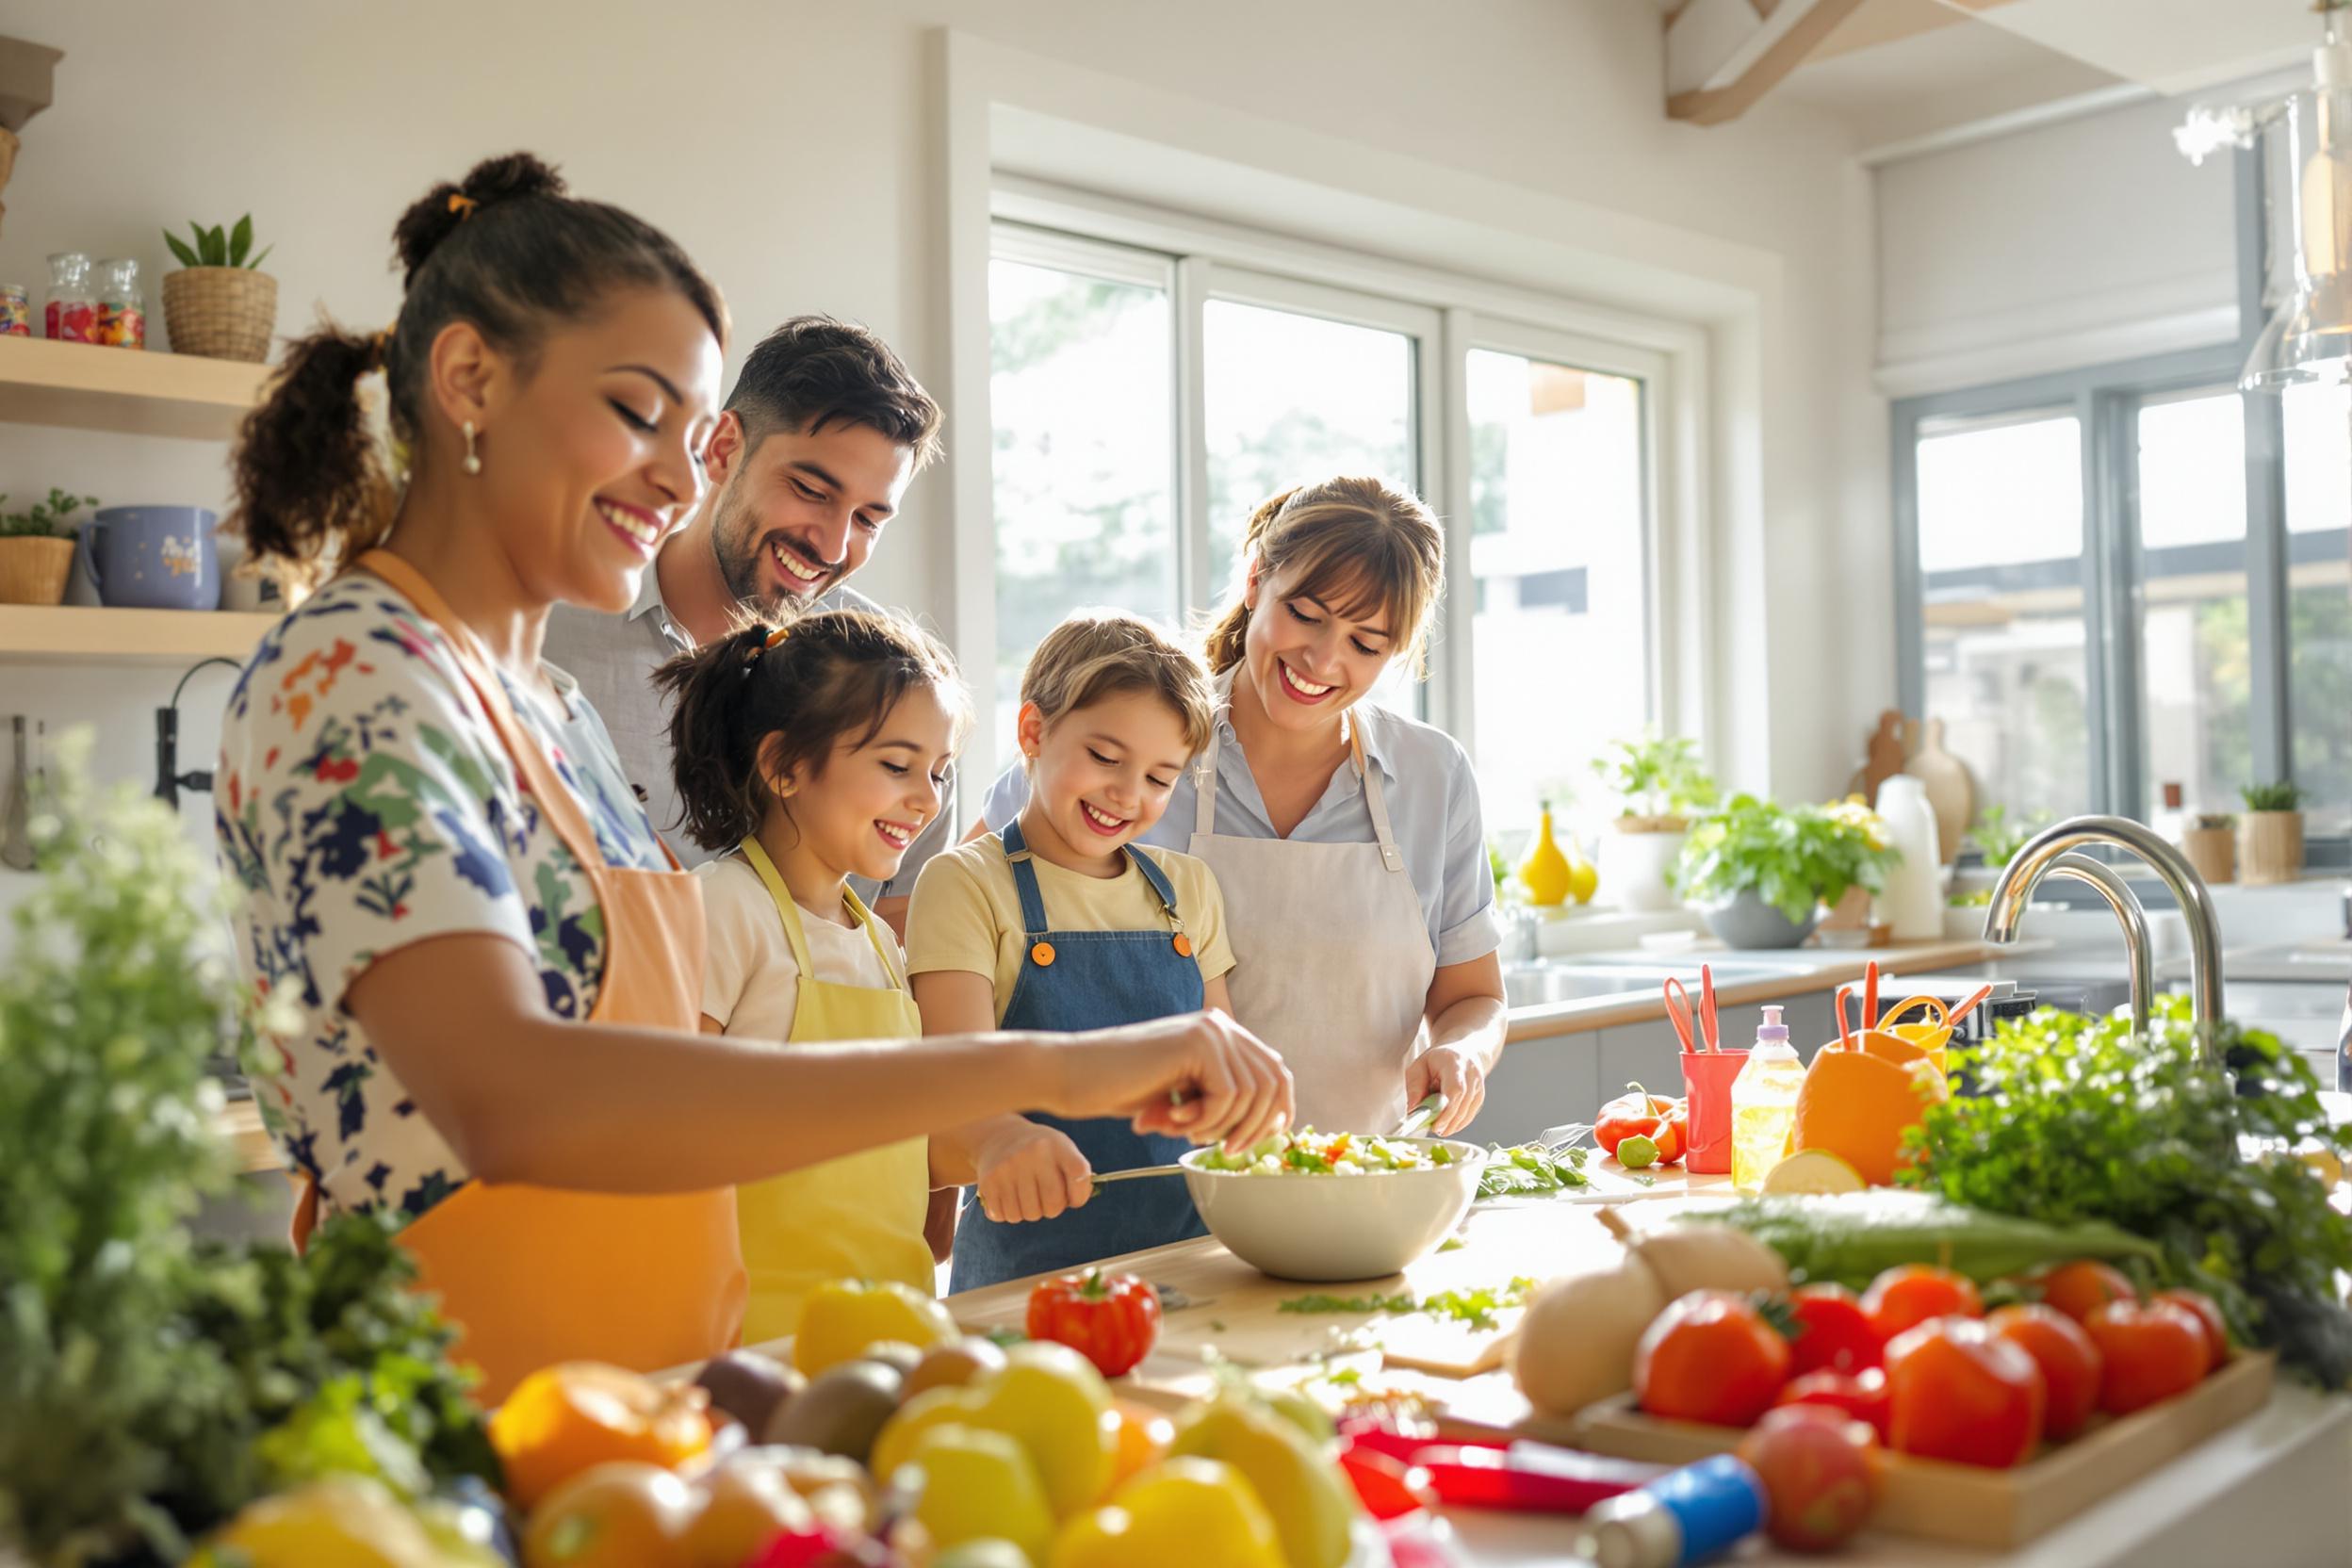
[948,819,1209,1291]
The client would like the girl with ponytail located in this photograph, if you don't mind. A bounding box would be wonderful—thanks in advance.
[215,154,1289,1400]
[653,610,966,1340]
[979,475,1510,1143]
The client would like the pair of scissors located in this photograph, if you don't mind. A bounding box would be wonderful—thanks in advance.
[1664,976,1713,1053]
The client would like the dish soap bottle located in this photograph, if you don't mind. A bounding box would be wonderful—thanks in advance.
[1520,801,1573,906]
[1730,1005,1805,1192]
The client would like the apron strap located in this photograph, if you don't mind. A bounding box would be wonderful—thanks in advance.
[739,836,819,977]
[841,884,910,990]
[997,819,1054,939]
[1193,722,1222,839]
[1354,718,1408,875]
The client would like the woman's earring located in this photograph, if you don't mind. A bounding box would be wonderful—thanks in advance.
[462,419,482,477]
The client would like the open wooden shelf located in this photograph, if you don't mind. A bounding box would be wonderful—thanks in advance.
[0,603,274,665]
[0,334,267,440]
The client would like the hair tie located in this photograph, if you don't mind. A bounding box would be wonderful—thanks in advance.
[448,192,479,220]
[742,624,790,672]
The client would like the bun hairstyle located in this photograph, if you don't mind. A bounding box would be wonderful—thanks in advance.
[1200,476,1445,679]
[227,152,728,585]
[1021,611,1217,761]
[654,609,969,854]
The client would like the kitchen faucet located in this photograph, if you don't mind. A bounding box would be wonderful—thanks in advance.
[1982,815,2227,1061]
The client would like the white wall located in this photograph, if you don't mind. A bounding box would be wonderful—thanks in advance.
[1876,94,2240,396]
[0,0,1888,938]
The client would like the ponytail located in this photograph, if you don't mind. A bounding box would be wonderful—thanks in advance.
[224,323,397,588]
[1202,487,1300,675]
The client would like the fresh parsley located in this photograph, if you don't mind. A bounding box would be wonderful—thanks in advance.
[1277,1277,1539,1332]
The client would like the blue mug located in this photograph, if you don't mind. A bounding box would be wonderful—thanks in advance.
[77,506,220,611]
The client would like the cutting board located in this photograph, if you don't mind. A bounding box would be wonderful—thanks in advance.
[1904,717,1975,865]
[1845,709,1909,805]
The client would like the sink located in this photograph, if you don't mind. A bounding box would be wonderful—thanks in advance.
[1501,958,1797,1010]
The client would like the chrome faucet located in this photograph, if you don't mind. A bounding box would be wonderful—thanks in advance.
[1982,815,2227,1060]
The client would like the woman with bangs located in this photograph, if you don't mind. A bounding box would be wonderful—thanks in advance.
[981,476,1508,1164]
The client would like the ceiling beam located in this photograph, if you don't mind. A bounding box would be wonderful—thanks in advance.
[1665,0,1876,125]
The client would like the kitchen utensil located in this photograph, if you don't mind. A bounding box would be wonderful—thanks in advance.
[1903,717,1976,866]
[1090,1162,1185,1188]
[1864,959,1881,1036]
[1699,963,1720,1050]
[1833,984,1854,1050]
[1181,1136,1487,1281]
[1662,976,1700,1054]
[1393,1091,1445,1139]
[1341,1417,1662,1515]
[1680,1045,1747,1175]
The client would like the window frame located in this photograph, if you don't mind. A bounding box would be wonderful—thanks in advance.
[977,180,1683,796]
[1889,146,2345,866]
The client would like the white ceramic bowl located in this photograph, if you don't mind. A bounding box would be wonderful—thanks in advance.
[1181,1137,1487,1281]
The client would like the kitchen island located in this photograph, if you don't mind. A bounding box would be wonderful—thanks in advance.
[938,1197,2352,1567]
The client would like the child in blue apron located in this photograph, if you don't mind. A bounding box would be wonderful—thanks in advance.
[907,612,1233,1291]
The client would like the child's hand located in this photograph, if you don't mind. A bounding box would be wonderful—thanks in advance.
[974,1119,1094,1223]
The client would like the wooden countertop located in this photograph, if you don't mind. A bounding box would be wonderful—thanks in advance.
[1503,937,2025,1043]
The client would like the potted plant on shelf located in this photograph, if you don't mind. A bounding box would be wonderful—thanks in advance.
[0,487,97,606]
[1591,731,1719,912]
[1676,793,1901,949]
[160,215,276,363]
[2238,782,2306,886]
[2182,811,2237,886]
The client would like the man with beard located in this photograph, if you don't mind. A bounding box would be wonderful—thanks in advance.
[543,316,949,934]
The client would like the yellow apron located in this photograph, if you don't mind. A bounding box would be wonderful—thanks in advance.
[733,836,933,1341]
[290,549,746,1407]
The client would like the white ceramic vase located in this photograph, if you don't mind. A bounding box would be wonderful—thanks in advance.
[1602,822,1687,912]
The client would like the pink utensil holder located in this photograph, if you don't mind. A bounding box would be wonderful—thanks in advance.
[1681,1048,1748,1174]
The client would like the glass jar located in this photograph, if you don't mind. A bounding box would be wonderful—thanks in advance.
[44,252,94,342]
[93,258,144,349]
[0,284,29,336]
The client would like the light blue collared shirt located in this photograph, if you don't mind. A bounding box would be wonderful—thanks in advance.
[980,694,1502,971]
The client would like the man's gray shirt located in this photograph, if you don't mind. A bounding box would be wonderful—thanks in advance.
[541,566,956,905]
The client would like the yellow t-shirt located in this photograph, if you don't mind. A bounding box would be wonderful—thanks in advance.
[906,836,1236,1022]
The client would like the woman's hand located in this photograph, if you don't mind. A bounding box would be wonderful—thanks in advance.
[1405,1043,1488,1135]
[972,1117,1094,1223]
[1049,1010,1293,1152]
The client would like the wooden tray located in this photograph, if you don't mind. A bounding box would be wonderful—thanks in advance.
[1572,1351,2276,1550]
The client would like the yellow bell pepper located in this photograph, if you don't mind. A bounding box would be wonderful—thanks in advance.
[792,1278,956,1376]
[1168,1396,1359,1568]
[1049,1458,1285,1568]
[906,1425,1057,1564]
[870,1342,1112,1520]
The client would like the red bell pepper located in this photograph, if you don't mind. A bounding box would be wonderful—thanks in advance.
[1595,1083,1680,1157]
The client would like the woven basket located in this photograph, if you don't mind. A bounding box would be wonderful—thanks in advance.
[2239,810,2306,886]
[162,267,277,362]
[0,535,72,604]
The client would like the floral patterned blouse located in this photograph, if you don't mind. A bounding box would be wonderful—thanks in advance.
[216,569,668,1222]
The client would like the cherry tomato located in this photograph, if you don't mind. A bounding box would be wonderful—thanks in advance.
[1885,1317,2045,1468]
[1787,1283,1883,1377]
[2036,1260,2137,1324]
[1861,1264,1983,1343]
[1025,1270,1162,1378]
[2153,1289,2230,1373]
[1634,1290,1793,1428]
[1987,1304,2103,1442]
[2082,1299,2209,1414]
[1773,1368,1891,1443]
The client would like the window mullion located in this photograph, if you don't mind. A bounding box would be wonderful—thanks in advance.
[1436,307,1476,751]
[1174,255,1213,618]
[2084,387,2142,819]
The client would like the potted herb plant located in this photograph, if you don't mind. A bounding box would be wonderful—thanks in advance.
[1591,731,1719,912]
[2238,782,2306,886]
[1676,793,1901,949]
[2181,811,2237,886]
[160,215,276,362]
[0,487,97,606]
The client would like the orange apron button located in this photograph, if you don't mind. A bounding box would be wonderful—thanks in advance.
[1031,940,1056,967]
[1172,933,1194,958]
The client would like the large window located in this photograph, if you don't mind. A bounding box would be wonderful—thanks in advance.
[1897,358,2349,859]
[984,218,1671,831]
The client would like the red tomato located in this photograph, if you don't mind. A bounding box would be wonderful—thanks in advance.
[2153,1289,2230,1373]
[1635,1290,1793,1428]
[2082,1299,2209,1414]
[1737,1405,1882,1552]
[1024,1269,1162,1378]
[2036,1259,2137,1324]
[1861,1264,1984,1342]
[1987,1304,2103,1442]
[1886,1318,2046,1468]
[1787,1283,1884,1377]
[1774,1368,1891,1443]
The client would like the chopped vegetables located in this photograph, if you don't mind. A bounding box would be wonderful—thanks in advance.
[1193,1128,1462,1175]
[1277,1278,1538,1332]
